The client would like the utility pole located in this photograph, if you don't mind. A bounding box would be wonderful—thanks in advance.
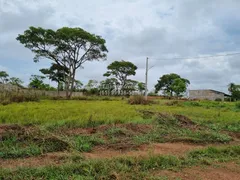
[145,57,148,100]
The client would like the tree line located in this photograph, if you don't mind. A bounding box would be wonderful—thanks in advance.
[0,26,239,99]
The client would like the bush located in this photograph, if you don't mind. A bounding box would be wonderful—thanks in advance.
[128,95,152,105]
[215,98,222,102]
[235,102,240,109]
[165,100,180,106]
[148,92,158,96]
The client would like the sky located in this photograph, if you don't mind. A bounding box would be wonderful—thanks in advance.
[0,0,240,93]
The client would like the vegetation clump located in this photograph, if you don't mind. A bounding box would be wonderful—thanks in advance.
[128,95,152,105]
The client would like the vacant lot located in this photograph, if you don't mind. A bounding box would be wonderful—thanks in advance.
[0,99,239,179]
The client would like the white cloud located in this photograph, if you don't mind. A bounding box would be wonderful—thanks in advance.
[0,0,240,93]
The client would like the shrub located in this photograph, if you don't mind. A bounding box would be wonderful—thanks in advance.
[128,95,152,105]
[148,92,158,96]
[215,98,222,102]
[165,100,180,106]
[235,102,240,109]
[71,96,89,100]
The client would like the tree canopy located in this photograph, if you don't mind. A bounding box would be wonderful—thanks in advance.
[138,82,145,95]
[40,63,68,92]
[228,83,240,100]
[28,75,54,90]
[17,26,108,98]
[9,77,24,87]
[103,60,137,89]
[155,73,190,97]
[0,71,9,84]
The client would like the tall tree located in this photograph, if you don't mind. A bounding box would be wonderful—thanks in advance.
[0,71,9,84]
[103,60,137,89]
[17,27,108,98]
[155,73,190,97]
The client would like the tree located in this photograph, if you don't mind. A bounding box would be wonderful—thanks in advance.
[29,75,46,89]
[74,80,83,91]
[40,63,68,93]
[103,60,137,90]
[84,80,99,95]
[9,77,24,87]
[228,83,240,100]
[85,80,99,90]
[228,83,236,94]
[137,82,145,95]
[123,79,138,95]
[17,26,108,98]
[99,78,119,93]
[155,73,190,97]
[171,78,188,97]
[0,71,9,84]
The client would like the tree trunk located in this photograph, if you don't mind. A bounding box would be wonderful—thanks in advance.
[65,74,71,99]
[57,82,60,96]
[69,69,76,98]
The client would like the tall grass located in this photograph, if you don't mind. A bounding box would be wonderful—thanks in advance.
[0,91,39,105]
[0,100,239,129]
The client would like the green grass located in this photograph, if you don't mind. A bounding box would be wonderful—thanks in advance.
[72,135,105,152]
[0,99,239,179]
[0,145,239,179]
[0,100,239,131]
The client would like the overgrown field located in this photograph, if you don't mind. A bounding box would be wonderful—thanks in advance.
[0,98,239,179]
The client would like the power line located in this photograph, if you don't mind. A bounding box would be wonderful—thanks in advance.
[150,52,240,61]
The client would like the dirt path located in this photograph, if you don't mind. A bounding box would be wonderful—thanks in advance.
[0,142,204,169]
[83,142,204,159]
[154,162,240,180]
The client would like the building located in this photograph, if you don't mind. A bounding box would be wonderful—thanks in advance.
[189,89,230,101]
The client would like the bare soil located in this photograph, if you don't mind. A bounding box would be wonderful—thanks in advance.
[154,162,240,180]
[0,152,69,169]
[0,142,204,169]
[83,142,204,159]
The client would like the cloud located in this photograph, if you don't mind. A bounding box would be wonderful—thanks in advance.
[0,0,240,94]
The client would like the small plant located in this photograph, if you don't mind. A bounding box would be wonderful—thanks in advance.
[215,98,222,102]
[73,135,104,152]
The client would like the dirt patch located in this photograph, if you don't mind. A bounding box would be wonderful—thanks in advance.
[0,124,23,134]
[228,132,240,140]
[65,127,97,135]
[173,114,197,129]
[155,162,240,180]
[0,152,70,169]
[83,142,204,159]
